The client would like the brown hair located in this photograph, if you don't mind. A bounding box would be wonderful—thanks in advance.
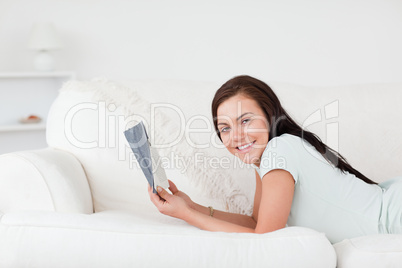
[212,75,377,185]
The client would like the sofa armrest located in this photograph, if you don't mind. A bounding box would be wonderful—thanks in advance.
[0,148,93,214]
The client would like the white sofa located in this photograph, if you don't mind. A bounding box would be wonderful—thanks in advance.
[0,78,401,267]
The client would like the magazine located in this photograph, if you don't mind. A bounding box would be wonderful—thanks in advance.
[124,121,169,194]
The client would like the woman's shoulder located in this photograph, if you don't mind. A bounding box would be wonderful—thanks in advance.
[262,134,302,161]
[267,133,331,167]
[258,134,302,182]
[267,134,305,149]
[265,133,318,160]
[271,133,300,141]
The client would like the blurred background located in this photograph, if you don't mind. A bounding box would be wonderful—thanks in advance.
[1,0,401,86]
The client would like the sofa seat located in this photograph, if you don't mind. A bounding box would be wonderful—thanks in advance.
[0,209,336,268]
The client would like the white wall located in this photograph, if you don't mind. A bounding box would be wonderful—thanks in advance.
[1,0,401,86]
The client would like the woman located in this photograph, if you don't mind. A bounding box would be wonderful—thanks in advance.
[148,75,402,243]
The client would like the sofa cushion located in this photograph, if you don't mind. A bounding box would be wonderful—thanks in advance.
[334,234,402,267]
[0,209,337,268]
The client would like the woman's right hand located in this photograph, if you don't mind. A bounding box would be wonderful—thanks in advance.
[167,180,196,210]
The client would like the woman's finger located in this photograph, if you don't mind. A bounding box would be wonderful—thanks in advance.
[149,189,165,207]
[157,186,173,202]
[168,180,179,194]
[148,184,164,206]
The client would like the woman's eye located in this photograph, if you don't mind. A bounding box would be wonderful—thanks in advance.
[220,127,230,133]
[242,118,251,124]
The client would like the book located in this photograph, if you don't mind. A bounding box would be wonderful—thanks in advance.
[124,121,169,194]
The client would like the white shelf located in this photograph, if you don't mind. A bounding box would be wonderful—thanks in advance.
[0,72,75,154]
[0,71,75,79]
[0,123,46,132]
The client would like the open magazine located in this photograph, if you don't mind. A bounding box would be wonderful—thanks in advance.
[124,121,169,194]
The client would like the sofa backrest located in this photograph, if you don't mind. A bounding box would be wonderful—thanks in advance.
[127,79,402,182]
[46,78,402,213]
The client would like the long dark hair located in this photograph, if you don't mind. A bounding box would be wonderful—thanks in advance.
[212,75,377,185]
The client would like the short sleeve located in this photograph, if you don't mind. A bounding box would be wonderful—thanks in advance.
[257,136,299,183]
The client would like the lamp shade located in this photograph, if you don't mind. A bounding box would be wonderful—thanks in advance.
[28,22,62,50]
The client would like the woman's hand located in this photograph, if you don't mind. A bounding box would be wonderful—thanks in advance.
[166,180,196,209]
[149,180,257,233]
[148,180,193,220]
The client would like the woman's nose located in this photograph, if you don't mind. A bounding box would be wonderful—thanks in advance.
[232,125,244,142]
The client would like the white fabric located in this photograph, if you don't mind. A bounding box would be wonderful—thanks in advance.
[334,234,402,268]
[0,148,92,214]
[0,209,336,268]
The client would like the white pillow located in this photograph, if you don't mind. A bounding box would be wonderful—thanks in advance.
[47,79,255,214]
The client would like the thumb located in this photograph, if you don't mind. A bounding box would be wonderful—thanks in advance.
[157,186,171,201]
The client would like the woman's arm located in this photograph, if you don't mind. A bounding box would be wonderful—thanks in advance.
[152,184,255,233]
[151,180,257,229]
[149,170,294,233]
[254,169,294,233]
[190,202,257,229]
[185,170,294,233]
[192,170,264,229]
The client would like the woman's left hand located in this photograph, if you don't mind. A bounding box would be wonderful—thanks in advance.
[148,182,191,220]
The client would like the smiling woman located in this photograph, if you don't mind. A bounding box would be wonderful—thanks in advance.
[148,75,402,243]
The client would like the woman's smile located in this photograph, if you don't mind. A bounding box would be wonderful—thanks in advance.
[236,140,256,153]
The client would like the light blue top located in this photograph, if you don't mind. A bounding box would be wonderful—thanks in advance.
[254,134,395,244]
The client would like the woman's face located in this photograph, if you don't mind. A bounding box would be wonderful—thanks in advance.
[216,94,269,166]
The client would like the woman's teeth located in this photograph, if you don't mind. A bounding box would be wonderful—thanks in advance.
[237,141,254,150]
